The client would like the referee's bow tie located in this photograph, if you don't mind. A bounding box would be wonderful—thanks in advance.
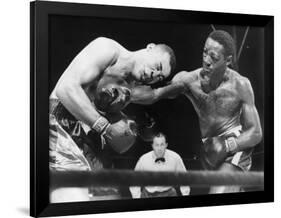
[155,157,165,163]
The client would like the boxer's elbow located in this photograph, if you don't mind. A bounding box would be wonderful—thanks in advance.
[254,129,263,145]
[250,126,263,147]
[56,83,70,100]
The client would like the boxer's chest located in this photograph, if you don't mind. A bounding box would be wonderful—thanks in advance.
[187,80,241,116]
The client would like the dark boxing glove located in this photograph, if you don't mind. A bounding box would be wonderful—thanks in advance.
[201,135,239,168]
[93,76,131,113]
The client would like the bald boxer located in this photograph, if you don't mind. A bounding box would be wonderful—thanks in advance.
[131,30,262,194]
[49,37,176,202]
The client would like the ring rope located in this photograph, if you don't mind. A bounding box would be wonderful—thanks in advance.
[111,151,264,162]
[51,170,264,188]
[237,26,250,61]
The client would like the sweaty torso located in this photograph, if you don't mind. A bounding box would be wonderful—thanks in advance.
[181,68,243,138]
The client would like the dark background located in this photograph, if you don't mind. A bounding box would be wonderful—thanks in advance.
[49,15,264,175]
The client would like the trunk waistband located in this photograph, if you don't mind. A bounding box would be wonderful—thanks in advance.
[49,98,76,121]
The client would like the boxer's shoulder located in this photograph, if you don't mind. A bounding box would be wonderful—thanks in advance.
[68,37,120,75]
[86,37,123,59]
[236,77,254,102]
[227,68,247,83]
[186,68,202,82]
[235,74,251,89]
[91,37,119,48]
[226,69,253,101]
[228,69,252,92]
[172,69,199,85]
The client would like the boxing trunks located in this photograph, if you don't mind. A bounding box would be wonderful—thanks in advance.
[49,99,121,198]
[202,125,253,171]
[49,98,91,171]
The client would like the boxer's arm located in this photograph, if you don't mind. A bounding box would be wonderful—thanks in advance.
[131,83,184,105]
[131,71,189,105]
[56,37,117,127]
[235,78,263,150]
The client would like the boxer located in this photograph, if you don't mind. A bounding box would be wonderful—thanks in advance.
[131,30,263,194]
[49,37,176,202]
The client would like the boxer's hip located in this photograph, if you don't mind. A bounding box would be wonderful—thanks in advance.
[49,99,91,171]
[50,99,83,136]
[49,99,116,170]
[49,100,122,199]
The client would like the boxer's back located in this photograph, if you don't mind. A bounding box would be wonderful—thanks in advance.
[185,68,243,138]
[50,37,126,99]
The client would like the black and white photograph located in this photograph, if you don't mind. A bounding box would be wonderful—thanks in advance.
[49,18,265,201]
[30,0,273,217]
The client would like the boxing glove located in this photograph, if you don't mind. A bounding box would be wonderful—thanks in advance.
[90,113,137,154]
[201,135,238,168]
[102,117,137,154]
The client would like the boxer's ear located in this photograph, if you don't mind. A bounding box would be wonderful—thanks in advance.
[146,43,156,50]
[226,55,233,67]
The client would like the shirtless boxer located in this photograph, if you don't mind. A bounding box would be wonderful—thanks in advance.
[49,37,176,202]
[131,30,262,193]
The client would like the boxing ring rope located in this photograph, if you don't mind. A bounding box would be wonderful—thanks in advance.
[210,24,216,31]
[237,26,250,61]
[51,170,264,188]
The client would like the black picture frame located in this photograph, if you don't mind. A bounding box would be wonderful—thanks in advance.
[30,0,274,217]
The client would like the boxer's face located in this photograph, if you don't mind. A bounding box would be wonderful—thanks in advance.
[152,136,167,158]
[95,83,131,113]
[134,46,171,84]
[202,38,230,80]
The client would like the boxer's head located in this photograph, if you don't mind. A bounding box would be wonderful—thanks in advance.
[202,30,236,79]
[133,43,176,85]
[152,133,168,158]
[94,76,131,113]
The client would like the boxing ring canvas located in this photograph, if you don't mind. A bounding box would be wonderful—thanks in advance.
[30,1,274,217]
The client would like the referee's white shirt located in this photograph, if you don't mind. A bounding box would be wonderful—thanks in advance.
[130,149,190,198]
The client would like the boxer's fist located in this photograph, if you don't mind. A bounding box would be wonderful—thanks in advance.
[88,112,137,154]
[102,117,137,154]
[201,136,228,168]
[94,77,131,113]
